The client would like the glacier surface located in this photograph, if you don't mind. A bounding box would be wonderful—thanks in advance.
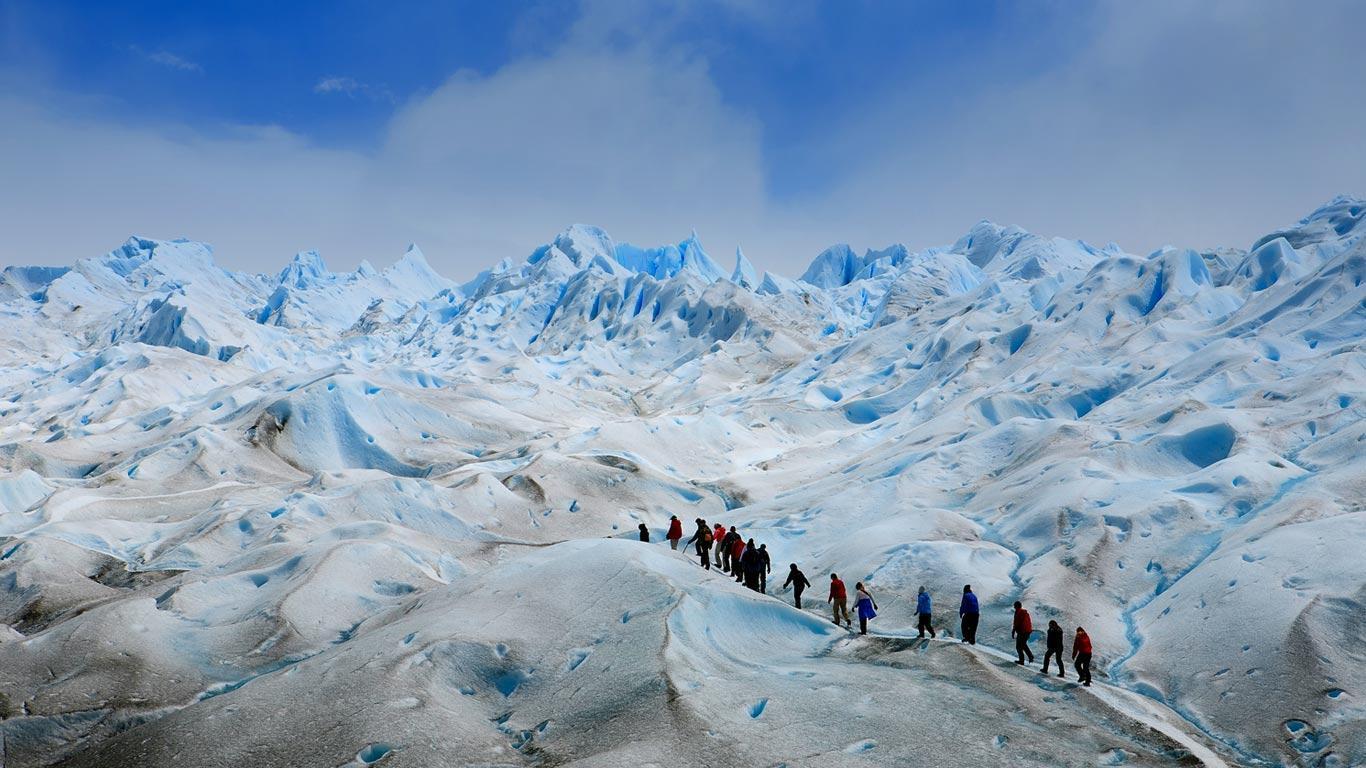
[0,198,1363,766]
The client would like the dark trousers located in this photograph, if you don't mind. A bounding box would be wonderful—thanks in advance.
[735,562,744,582]
[744,571,760,591]
[1043,648,1066,676]
[722,550,732,572]
[917,613,935,638]
[960,613,979,644]
[1016,635,1034,663]
[1075,653,1092,684]
[698,545,710,570]
[759,571,767,593]
[859,616,868,634]
[793,588,804,609]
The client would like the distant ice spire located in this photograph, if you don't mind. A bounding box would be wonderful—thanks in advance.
[731,246,757,289]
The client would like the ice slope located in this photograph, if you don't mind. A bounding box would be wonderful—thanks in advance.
[0,197,1363,766]
[3,540,1232,768]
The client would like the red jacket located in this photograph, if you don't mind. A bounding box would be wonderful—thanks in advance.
[713,525,726,545]
[731,538,745,559]
[667,519,683,540]
[829,578,847,600]
[1013,608,1032,637]
[1073,629,1092,657]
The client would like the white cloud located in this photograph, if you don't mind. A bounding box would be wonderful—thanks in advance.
[784,0,1366,258]
[128,45,202,73]
[366,49,769,268]
[0,91,374,269]
[2,1,1362,279]
[313,76,394,102]
[313,76,363,95]
[0,40,774,278]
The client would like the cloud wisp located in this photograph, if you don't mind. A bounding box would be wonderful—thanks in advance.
[313,76,395,102]
[127,45,202,73]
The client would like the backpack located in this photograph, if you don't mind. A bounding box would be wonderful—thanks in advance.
[701,530,713,545]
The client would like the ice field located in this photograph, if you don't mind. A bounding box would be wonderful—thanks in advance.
[0,197,1363,766]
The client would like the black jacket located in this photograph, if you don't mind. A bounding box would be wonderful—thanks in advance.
[741,547,764,573]
[685,524,709,548]
[1046,626,1064,651]
[783,568,810,591]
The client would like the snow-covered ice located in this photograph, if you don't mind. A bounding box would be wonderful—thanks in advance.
[0,197,1363,766]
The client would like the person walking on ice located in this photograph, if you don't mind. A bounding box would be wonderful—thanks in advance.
[684,519,711,571]
[712,523,726,567]
[1072,626,1093,686]
[731,534,747,584]
[758,544,771,593]
[741,539,763,592]
[854,582,878,635]
[915,586,935,638]
[959,584,980,645]
[638,523,650,542]
[828,573,851,627]
[721,526,741,574]
[783,564,811,609]
[1042,620,1066,678]
[1012,601,1035,665]
[666,515,683,550]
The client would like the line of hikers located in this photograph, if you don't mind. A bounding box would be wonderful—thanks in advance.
[666,516,774,593]
[659,515,1094,686]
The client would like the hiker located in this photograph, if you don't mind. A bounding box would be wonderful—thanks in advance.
[731,534,747,584]
[783,564,811,608]
[828,573,851,627]
[721,526,741,574]
[854,582,878,635]
[959,585,980,645]
[684,519,711,570]
[1042,620,1066,677]
[666,515,683,550]
[638,523,650,542]
[915,586,935,638]
[758,544,772,593]
[741,539,763,591]
[1072,627,1093,686]
[712,523,726,567]
[1012,601,1035,665]
[684,518,705,553]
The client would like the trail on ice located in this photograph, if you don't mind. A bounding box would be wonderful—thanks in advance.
[863,628,1233,767]
[670,540,1236,766]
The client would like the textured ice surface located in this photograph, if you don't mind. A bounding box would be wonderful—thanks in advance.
[0,198,1363,766]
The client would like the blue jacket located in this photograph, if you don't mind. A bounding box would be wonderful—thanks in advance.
[856,593,877,621]
[916,593,931,614]
[959,592,979,615]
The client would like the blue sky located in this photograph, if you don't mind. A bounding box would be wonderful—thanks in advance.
[2,0,1363,278]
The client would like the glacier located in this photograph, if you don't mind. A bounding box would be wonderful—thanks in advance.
[0,197,1363,767]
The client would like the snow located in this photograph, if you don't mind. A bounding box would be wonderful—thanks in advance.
[1,197,1364,766]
